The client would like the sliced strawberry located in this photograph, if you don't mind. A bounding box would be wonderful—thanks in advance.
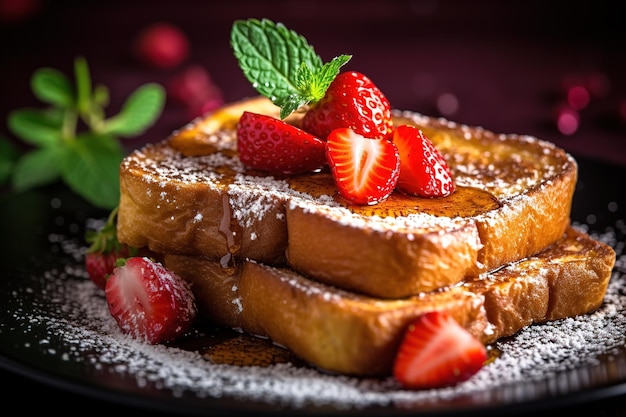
[302,71,393,140]
[393,311,487,390]
[325,127,400,205]
[105,257,197,344]
[393,125,456,197]
[237,111,327,175]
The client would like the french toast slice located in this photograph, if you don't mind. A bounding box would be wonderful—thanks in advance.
[164,226,615,377]
[117,96,577,298]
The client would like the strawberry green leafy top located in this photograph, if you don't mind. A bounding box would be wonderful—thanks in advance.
[230,18,351,119]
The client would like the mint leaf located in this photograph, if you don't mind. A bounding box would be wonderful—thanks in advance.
[93,84,110,108]
[5,56,165,210]
[61,132,124,210]
[12,146,65,191]
[74,56,95,115]
[31,68,74,108]
[231,18,350,118]
[104,83,165,137]
[308,55,352,99]
[8,108,64,147]
[277,94,306,120]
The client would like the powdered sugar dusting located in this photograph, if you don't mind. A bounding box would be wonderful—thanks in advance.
[393,109,574,199]
[1,219,625,411]
[123,111,575,235]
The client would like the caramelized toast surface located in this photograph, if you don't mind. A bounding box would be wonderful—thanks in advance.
[164,227,615,377]
[118,96,577,297]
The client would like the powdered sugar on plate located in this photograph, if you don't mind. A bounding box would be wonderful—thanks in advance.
[1,219,625,412]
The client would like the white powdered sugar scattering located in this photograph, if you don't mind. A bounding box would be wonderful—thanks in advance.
[1,220,625,411]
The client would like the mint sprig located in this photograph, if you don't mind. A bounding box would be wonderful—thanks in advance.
[230,18,351,119]
[4,56,165,210]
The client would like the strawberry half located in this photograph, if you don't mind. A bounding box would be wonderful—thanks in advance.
[105,257,197,344]
[393,125,456,197]
[236,111,327,175]
[325,127,400,205]
[393,311,487,390]
[302,71,393,140]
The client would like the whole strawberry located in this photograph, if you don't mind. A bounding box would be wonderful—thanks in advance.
[85,246,132,290]
[237,111,327,175]
[105,256,197,344]
[302,71,393,140]
[85,207,139,290]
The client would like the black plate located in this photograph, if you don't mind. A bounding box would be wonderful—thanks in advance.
[1,154,625,416]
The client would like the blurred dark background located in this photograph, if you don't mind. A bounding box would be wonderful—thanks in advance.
[1,0,624,166]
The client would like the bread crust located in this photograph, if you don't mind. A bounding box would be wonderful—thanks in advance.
[118,96,577,298]
[118,141,289,265]
[165,227,615,376]
[285,203,481,296]
[118,96,614,377]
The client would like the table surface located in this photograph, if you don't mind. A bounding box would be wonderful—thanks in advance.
[1,1,625,415]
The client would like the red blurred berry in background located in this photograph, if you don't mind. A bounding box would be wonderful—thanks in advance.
[133,22,190,69]
[554,103,580,136]
[168,65,224,118]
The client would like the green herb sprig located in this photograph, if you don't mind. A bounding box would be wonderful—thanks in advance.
[230,18,351,119]
[2,56,165,210]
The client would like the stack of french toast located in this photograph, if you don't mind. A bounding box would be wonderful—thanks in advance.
[116,95,615,377]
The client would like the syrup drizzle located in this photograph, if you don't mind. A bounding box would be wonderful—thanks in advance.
[218,193,236,269]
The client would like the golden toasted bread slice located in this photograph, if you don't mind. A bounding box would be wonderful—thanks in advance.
[164,227,615,377]
[118,96,577,298]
